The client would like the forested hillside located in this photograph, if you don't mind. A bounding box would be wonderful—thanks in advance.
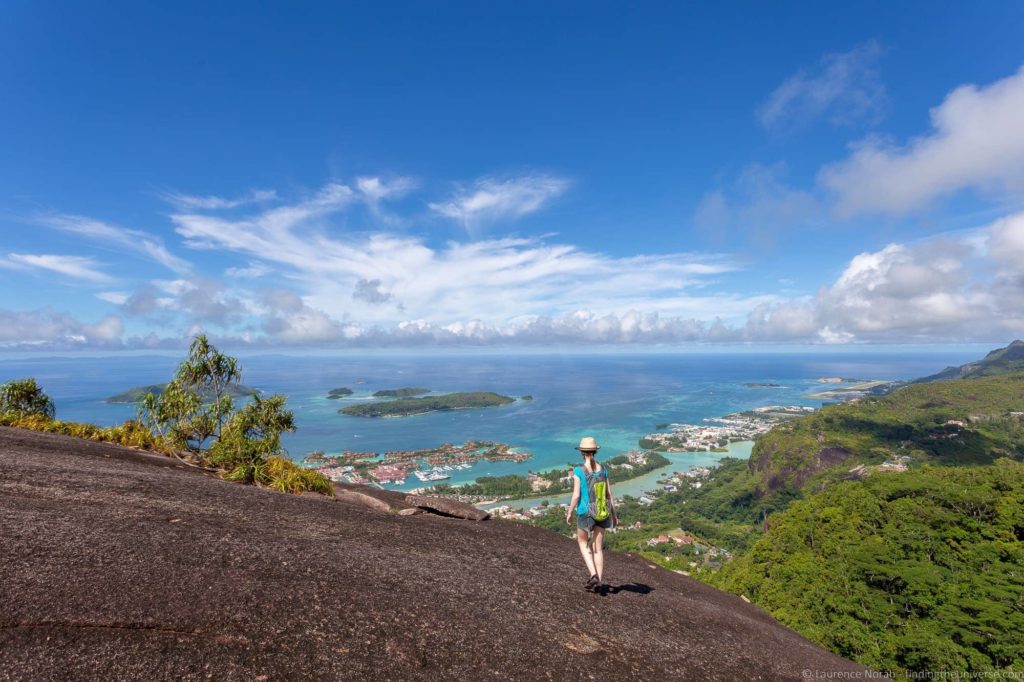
[710,461,1024,675]
[749,371,1024,498]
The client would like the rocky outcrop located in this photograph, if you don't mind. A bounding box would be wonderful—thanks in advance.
[404,494,490,521]
[0,426,868,680]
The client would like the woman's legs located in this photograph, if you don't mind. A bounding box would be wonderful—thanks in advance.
[591,526,605,582]
[576,528,598,577]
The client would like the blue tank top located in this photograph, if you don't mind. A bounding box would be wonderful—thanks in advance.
[574,465,608,516]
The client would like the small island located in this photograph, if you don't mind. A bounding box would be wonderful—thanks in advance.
[373,387,431,398]
[326,387,354,399]
[341,391,515,417]
[744,382,782,388]
[520,395,534,401]
[106,383,259,404]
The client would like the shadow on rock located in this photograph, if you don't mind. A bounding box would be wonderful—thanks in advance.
[595,582,653,597]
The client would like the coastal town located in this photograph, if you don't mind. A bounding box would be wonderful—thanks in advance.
[300,440,531,487]
[416,449,671,504]
[492,463,734,571]
[639,405,816,452]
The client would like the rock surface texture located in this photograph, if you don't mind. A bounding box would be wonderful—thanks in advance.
[0,426,869,680]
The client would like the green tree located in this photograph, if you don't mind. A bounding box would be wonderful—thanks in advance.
[135,334,330,495]
[139,334,242,454]
[209,394,296,483]
[0,378,56,419]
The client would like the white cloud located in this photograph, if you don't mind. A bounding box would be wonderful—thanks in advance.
[259,289,359,344]
[225,261,272,278]
[352,278,394,305]
[20,209,1024,347]
[988,211,1024,271]
[429,175,569,232]
[35,214,191,274]
[743,213,1024,343]
[814,241,987,337]
[162,189,278,210]
[119,287,161,316]
[170,182,743,333]
[758,41,886,130]
[45,179,1024,348]
[820,65,1024,216]
[0,308,124,349]
[174,182,355,251]
[356,176,417,203]
[96,291,129,304]
[134,278,247,325]
[1,254,112,283]
[355,175,418,226]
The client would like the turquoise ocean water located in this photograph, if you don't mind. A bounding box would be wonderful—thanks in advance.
[0,351,980,494]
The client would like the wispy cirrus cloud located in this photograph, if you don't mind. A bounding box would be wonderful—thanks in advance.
[429,175,569,233]
[173,182,356,251]
[34,213,191,274]
[161,188,278,210]
[355,175,418,225]
[9,208,1024,349]
[169,181,742,332]
[1,253,113,283]
[758,41,886,131]
[225,261,272,278]
[356,176,417,204]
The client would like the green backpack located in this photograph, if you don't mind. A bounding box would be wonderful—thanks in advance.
[585,468,611,522]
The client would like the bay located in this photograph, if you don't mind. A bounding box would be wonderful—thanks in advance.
[0,350,980,494]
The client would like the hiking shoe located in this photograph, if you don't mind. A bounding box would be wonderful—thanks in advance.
[585,574,599,590]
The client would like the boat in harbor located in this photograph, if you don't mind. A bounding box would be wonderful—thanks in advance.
[414,468,451,482]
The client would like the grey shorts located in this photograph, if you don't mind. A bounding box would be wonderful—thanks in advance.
[577,515,611,533]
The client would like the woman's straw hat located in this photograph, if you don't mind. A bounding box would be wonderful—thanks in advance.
[575,436,600,452]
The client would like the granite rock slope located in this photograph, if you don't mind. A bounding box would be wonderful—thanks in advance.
[0,427,868,681]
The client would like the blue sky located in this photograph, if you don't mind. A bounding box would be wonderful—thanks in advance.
[2,1,1024,349]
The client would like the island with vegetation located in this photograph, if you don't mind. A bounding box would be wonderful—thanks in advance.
[372,387,431,398]
[743,382,781,388]
[340,391,515,417]
[326,387,353,399]
[106,383,259,404]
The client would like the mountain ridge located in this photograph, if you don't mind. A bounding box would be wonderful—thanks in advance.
[912,339,1024,383]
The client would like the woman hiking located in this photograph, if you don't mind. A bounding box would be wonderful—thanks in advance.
[565,436,618,591]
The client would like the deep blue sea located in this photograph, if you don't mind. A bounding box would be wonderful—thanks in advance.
[0,350,981,494]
